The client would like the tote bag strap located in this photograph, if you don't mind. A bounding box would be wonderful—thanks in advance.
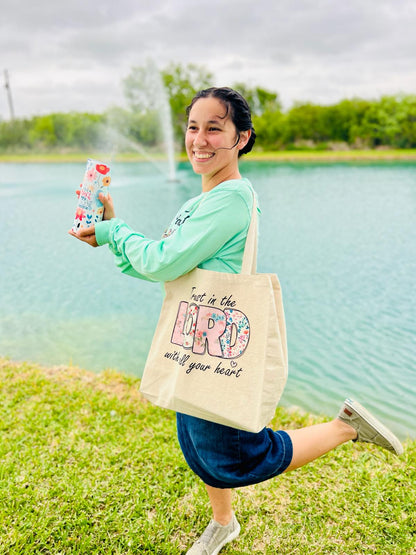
[240,192,258,276]
[195,189,258,276]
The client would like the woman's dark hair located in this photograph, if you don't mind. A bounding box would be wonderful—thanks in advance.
[186,87,256,157]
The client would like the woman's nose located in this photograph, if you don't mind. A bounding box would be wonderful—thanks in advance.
[193,129,208,146]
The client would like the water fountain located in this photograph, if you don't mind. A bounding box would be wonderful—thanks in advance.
[102,127,176,180]
[102,60,178,181]
[151,62,177,182]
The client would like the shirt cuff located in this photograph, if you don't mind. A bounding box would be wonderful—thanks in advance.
[95,219,114,246]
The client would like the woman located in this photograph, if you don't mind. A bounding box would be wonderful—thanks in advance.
[71,87,403,555]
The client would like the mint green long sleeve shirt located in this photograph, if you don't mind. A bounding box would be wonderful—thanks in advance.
[95,178,257,282]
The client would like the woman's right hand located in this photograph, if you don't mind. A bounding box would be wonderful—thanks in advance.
[74,188,115,220]
[69,191,116,247]
[99,192,116,220]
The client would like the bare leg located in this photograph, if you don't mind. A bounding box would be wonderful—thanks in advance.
[285,418,357,472]
[205,485,233,525]
[203,420,356,526]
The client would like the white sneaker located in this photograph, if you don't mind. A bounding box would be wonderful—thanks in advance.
[338,398,403,455]
[186,513,241,555]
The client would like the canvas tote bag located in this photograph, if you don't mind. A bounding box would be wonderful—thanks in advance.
[139,194,288,432]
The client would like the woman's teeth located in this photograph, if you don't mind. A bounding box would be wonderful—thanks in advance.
[194,152,214,159]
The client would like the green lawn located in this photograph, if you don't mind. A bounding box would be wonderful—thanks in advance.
[0,358,414,554]
[1,149,416,164]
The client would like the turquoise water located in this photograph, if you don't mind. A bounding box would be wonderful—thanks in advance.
[1,160,415,440]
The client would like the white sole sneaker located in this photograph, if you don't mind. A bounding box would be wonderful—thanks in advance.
[338,398,403,456]
[186,514,241,555]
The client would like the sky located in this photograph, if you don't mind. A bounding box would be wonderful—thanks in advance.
[1,0,416,119]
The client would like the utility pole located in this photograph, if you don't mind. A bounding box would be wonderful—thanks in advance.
[4,69,15,120]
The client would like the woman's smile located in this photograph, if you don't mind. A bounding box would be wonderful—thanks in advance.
[185,96,244,190]
[193,151,215,161]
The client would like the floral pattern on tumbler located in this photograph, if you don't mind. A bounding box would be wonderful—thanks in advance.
[72,159,111,232]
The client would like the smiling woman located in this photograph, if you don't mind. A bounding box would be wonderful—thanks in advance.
[184,89,255,191]
[69,86,404,555]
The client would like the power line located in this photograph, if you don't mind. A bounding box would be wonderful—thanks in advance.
[4,69,15,120]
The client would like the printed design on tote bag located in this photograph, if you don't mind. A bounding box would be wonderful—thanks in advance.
[170,300,250,359]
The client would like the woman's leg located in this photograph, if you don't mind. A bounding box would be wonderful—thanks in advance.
[285,418,357,472]
[203,419,356,521]
[285,397,403,471]
[205,485,233,525]
[186,486,239,553]
[204,420,356,522]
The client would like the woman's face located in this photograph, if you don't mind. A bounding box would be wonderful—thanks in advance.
[185,97,242,181]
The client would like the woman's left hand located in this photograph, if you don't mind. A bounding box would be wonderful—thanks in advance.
[68,226,100,247]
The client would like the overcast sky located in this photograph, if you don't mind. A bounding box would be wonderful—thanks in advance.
[1,0,416,119]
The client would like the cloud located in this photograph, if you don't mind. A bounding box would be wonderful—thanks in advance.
[1,0,416,118]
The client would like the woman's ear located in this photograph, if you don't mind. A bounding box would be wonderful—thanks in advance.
[238,129,251,151]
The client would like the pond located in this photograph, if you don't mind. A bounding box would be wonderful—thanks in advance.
[1,159,415,439]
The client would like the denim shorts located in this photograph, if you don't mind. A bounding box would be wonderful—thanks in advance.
[177,413,293,489]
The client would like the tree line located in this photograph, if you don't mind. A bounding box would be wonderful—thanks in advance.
[1,63,416,153]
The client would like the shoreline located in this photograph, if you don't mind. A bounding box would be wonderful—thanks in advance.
[1,148,416,164]
[1,356,412,441]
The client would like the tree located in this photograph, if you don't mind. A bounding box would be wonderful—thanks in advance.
[355,95,416,148]
[0,118,32,150]
[28,115,57,148]
[252,111,284,150]
[396,95,416,148]
[123,61,213,145]
[324,98,371,145]
[283,103,329,145]
[162,63,213,117]
[355,96,401,147]
[232,83,282,116]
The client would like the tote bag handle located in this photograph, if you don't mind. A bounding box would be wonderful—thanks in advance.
[240,193,258,276]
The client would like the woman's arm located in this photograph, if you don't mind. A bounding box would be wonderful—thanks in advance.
[95,189,251,283]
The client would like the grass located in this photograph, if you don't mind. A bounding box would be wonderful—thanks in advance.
[245,148,416,161]
[0,152,172,164]
[1,149,416,164]
[0,358,415,554]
